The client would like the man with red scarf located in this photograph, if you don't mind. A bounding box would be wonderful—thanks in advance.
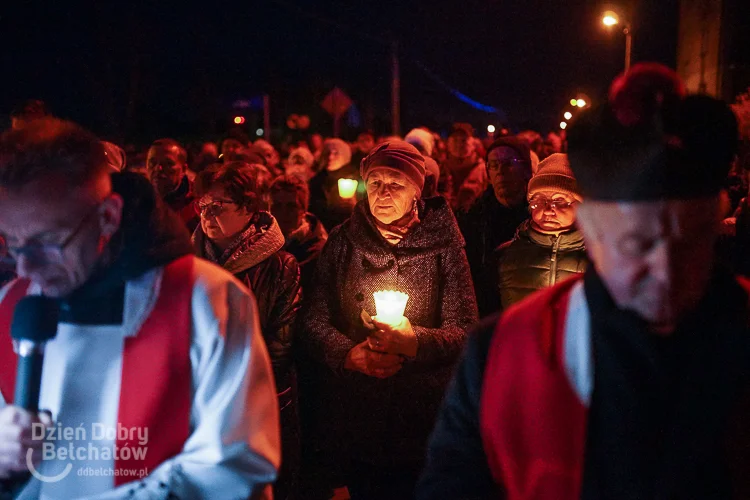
[0,118,279,498]
[417,64,750,499]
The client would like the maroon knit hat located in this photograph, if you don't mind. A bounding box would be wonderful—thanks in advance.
[360,140,426,191]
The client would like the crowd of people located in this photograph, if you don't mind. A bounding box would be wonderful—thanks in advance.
[0,62,749,499]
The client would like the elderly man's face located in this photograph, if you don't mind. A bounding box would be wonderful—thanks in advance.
[487,146,530,207]
[366,168,419,224]
[147,145,186,197]
[577,197,721,333]
[0,180,123,297]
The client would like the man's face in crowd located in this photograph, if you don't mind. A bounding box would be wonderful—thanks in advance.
[447,131,473,159]
[257,143,280,168]
[357,134,375,155]
[310,134,323,152]
[147,145,186,197]
[487,146,530,207]
[221,139,244,159]
[271,189,306,237]
[529,191,577,234]
[577,197,721,333]
[0,179,123,297]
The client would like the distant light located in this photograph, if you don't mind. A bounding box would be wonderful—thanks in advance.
[233,116,245,125]
[570,99,578,106]
[576,99,587,108]
[602,11,620,27]
[256,128,264,137]
[564,111,573,120]
[487,125,496,133]
[560,122,568,130]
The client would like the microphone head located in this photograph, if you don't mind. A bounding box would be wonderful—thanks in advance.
[11,296,59,343]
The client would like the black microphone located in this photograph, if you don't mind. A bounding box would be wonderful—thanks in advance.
[10,296,59,412]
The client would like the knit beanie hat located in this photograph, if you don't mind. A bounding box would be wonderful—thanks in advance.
[567,62,737,201]
[405,128,435,156]
[527,153,582,202]
[360,140,426,191]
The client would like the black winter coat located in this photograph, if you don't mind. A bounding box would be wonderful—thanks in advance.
[300,197,478,465]
[496,221,588,309]
[457,188,529,317]
[283,213,328,294]
[193,214,302,394]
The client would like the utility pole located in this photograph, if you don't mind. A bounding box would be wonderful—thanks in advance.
[391,41,401,136]
[263,94,270,141]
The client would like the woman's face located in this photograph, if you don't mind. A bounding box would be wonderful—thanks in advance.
[198,188,253,242]
[528,190,578,233]
[366,168,419,224]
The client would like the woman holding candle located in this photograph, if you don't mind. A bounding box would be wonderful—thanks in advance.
[300,141,478,499]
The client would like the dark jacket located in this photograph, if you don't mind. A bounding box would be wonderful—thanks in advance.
[192,213,302,393]
[496,220,588,309]
[457,187,529,317]
[163,175,200,233]
[308,163,365,232]
[284,213,328,294]
[418,270,750,499]
[300,197,478,465]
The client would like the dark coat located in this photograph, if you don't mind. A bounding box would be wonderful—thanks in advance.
[193,213,301,393]
[496,221,588,309]
[300,197,478,466]
[308,163,365,232]
[283,213,328,294]
[193,213,302,500]
[163,175,200,233]
[457,187,529,317]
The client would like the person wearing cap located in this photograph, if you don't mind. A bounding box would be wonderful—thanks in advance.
[444,123,488,211]
[299,140,477,499]
[417,63,750,499]
[495,153,587,309]
[308,138,364,232]
[457,137,533,316]
[285,147,316,181]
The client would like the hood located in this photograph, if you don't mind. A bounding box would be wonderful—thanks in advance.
[61,171,194,318]
[344,196,465,260]
[193,211,285,275]
[516,219,585,250]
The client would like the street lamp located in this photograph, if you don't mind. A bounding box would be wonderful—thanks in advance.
[564,112,573,120]
[560,122,568,130]
[602,10,632,72]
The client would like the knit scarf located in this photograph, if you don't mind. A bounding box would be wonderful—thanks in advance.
[373,204,421,245]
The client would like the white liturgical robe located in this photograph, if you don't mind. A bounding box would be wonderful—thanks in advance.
[0,257,280,499]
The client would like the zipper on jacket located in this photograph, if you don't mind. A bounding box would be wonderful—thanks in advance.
[549,235,560,287]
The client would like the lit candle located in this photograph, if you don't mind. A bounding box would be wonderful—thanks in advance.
[373,290,409,326]
[338,178,358,199]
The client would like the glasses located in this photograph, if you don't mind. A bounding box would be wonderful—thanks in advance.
[487,158,529,171]
[2,204,100,265]
[196,199,235,217]
[528,197,576,211]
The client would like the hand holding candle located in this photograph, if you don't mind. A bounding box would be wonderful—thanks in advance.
[370,290,417,357]
[338,178,359,199]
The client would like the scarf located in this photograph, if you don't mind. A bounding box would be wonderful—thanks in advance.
[373,203,421,245]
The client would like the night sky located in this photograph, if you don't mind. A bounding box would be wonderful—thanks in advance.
[0,0,679,144]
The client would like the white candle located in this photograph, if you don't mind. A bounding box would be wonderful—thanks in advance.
[373,290,409,326]
[338,178,358,199]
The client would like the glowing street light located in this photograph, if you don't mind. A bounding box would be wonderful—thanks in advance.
[577,99,588,108]
[487,124,496,134]
[602,11,619,26]
[570,99,578,106]
[560,122,568,130]
[256,128,264,137]
[602,9,632,72]
[564,111,573,120]
[233,116,245,125]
